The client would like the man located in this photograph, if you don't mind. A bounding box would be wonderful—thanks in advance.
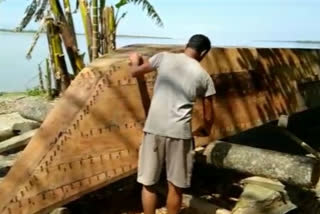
[129,34,215,214]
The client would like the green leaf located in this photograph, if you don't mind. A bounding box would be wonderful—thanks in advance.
[115,0,128,9]
[126,0,163,27]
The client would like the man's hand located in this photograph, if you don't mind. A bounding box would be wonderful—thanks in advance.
[128,52,153,78]
[129,52,142,66]
[193,96,214,137]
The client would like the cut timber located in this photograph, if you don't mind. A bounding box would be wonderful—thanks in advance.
[0,129,38,154]
[203,141,319,187]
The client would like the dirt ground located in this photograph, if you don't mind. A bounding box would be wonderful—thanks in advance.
[66,165,241,214]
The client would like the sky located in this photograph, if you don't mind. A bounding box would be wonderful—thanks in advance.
[0,0,320,43]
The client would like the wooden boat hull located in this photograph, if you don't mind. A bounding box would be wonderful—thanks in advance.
[0,45,320,214]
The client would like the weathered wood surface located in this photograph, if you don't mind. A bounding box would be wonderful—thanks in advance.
[0,129,38,154]
[203,141,319,187]
[0,45,320,214]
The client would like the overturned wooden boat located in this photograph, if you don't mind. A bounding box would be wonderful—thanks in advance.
[1,45,320,214]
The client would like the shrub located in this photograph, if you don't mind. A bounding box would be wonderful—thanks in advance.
[26,87,44,96]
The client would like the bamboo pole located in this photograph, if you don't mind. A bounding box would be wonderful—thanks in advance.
[46,18,70,93]
[56,54,70,92]
[38,63,45,93]
[62,0,78,47]
[46,18,61,92]
[49,0,84,75]
[107,6,116,51]
[102,7,109,54]
[45,58,53,99]
[79,0,93,61]
[99,0,106,54]
[92,0,99,59]
[51,26,70,92]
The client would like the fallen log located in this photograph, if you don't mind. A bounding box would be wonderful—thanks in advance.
[202,141,319,187]
[0,129,38,154]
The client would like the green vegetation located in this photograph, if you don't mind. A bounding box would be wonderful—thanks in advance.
[0,92,27,97]
[26,87,46,96]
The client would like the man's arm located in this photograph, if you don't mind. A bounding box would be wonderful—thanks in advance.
[129,52,154,77]
[203,96,214,135]
[193,71,216,137]
[192,96,214,137]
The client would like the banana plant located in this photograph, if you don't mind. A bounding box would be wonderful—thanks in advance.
[99,0,163,53]
[78,0,93,61]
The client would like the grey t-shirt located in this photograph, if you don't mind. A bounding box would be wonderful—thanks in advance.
[143,52,216,139]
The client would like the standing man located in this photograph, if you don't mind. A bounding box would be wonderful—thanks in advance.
[129,34,215,214]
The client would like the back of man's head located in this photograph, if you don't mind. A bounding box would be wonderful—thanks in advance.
[186,34,211,54]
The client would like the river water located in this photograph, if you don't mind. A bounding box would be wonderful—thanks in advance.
[1,31,319,92]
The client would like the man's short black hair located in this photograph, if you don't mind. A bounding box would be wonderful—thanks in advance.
[186,34,211,54]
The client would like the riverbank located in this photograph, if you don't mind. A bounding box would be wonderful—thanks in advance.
[0,92,54,116]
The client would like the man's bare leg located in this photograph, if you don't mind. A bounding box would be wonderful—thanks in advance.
[167,181,183,214]
[142,185,157,214]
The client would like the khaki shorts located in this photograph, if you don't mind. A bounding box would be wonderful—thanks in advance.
[137,133,194,188]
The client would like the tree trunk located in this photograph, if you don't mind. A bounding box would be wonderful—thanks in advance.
[49,0,84,75]
[92,0,99,59]
[201,141,319,187]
